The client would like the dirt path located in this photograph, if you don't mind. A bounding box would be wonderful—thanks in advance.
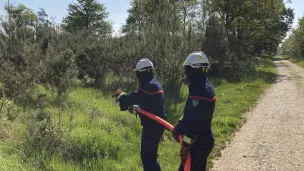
[211,60,304,171]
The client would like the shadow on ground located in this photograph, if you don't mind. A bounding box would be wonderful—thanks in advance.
[273,74,292,83]
[272,57,290,61]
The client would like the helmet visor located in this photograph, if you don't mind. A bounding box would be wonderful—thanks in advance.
[133,66,154,72]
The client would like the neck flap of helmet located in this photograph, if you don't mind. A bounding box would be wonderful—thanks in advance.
[184,66,207,85]
[136,70,154,83]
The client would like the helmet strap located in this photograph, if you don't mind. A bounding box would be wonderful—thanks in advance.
[201,68,207,73]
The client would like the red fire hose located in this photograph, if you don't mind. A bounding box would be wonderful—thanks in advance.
[133,105,191,171]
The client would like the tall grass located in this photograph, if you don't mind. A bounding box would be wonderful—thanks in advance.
[0,142,33,171]
[0,60,276,170]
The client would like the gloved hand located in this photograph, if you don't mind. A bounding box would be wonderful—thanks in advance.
[180,142,190,166]
[172,122,180,143]
[112,89,126,101]
[128,106,134,114]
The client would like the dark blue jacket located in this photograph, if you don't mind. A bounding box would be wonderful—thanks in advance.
[176,78,216,138]
[119,76,166,126]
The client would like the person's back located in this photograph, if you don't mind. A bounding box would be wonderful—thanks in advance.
[113,58,166,171]
[137,76,166,125]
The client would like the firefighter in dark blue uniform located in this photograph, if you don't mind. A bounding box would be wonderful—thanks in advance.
[172,51,216,171]
[113,58,166,171]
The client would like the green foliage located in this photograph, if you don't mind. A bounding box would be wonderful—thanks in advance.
[210,0,293,57]
[281,16,304,59]
[4,4,36,36]
[44,49,78,100]
[62,0,112,35]
[0,46,42,106]
[121,0,292,85]
[23,108,65,154]
[0,142,34,171]
[0,3,79,107]
[0,97,21,121]
[5,4,36,22]
[74,36,119,88]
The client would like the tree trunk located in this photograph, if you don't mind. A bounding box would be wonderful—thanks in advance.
[94,65,106,88]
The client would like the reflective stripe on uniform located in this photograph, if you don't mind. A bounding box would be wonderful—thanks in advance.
[137,88,164,95]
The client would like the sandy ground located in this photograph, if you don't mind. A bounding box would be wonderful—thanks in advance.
[211,60,304,171]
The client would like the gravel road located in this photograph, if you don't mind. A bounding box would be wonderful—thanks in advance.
[211,60,304,171]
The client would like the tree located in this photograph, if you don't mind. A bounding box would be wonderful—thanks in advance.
[0,3,80,106]
[209,0,293,57]
[62,0,112,35]
[281,16,304,59]
[203,15,228,77]
[5,4,36,28]
[3,4,36,55]
[122,0,200,95]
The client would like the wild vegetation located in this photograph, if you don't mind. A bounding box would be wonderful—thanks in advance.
[280,15,304,67]
[0,0,294,170]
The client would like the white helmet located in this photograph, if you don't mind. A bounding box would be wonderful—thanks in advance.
[183,51,209,69]
[134,58,154,72]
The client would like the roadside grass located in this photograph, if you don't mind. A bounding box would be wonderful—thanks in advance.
[0,142,33,171]
[289,58,304,68]
[0,59,276,170]
[0,119,33,171]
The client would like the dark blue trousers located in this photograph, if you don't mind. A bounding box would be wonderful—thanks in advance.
[141,123,165,171]
[178,134,214,171]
